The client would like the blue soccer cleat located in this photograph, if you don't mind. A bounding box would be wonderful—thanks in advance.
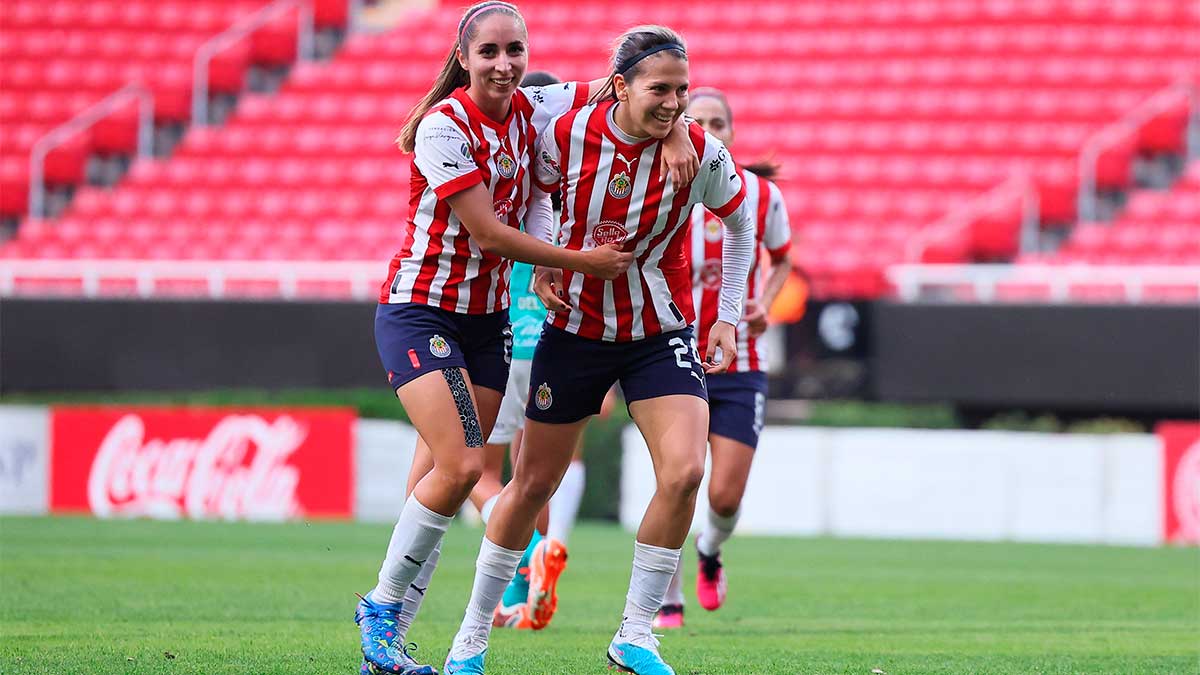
[354,593,438,675]
[442,649,487,675]
[606,632,676,675]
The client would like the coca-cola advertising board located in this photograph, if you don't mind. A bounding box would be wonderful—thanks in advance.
[50,407,355,521]
[1161,422,1200,545]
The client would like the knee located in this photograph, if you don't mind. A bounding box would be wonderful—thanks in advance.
[658,462,704,501]
[440,454,484,493]
[708,486,742,518]
[513,473,557,506]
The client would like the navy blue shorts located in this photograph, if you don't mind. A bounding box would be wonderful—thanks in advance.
[707,371,768,449]
[525,325,707,424]
[375,303,512,393]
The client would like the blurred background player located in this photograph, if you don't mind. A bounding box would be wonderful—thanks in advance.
[653,87,796,630]
[443,26,755,675]
[356,3,635,673]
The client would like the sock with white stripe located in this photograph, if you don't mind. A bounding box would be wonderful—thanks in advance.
[696,507,739,557]
[372,495,453,606]
[548,460,585,544]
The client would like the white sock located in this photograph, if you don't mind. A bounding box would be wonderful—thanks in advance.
[449,537,525,659]
[479,494,499,525]
[696,507,739,557]
[394,540,441,641]
[372,495,454,605]
[662,558,685,607]
[548,460,585,544]
[617,541,681,639]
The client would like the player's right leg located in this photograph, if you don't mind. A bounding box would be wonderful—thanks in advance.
[362,304,506,675]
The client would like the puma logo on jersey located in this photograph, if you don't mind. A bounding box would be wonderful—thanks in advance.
[443,161,460,169]
[615,152,638,172]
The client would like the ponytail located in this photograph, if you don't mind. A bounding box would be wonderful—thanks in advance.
[396,1,523,153]
[742,161,781,181]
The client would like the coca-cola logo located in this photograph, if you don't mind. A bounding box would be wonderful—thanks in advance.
[593,221,628,246]
[1173,438,1200,541]
[87,414,306,521]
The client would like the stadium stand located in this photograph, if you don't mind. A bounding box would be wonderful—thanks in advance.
[0,0,1197,301]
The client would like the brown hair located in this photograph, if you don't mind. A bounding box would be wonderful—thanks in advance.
[396,2,525,153]
[690,86,781,180]
[589,25,687,104]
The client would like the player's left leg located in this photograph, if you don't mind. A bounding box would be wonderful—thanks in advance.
[694,371,766,612]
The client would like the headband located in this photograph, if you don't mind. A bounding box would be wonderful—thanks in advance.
[617,42,686,74]
[459,2,507,43]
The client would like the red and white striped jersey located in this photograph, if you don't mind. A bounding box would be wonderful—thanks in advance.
[380,82,589,313]
[689,169,792,372]
[533,99,749,342]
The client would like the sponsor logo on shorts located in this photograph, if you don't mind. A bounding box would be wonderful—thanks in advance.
[534,383,553,410]
[429,335,452,358]
[593,220,628,246]
[608,171,632,199]
[494,198,514,220]
[496,152,517,179]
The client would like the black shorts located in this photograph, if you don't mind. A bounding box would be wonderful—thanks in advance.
[374,302,512,393]
[707,371,768,449]
[525,324,708,424]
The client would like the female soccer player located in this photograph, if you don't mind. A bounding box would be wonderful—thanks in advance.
[357,6,697,673]
[653,87,796,630]
[442,26,756,675]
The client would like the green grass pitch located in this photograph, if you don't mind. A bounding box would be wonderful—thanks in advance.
[1,516,1196,674]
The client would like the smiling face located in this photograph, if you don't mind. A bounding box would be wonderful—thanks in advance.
[688,96,733,146]
[457,12,528,115]
[614,53,689,139]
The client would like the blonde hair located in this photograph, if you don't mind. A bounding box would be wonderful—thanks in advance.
[396,2,524,152]
[589,25,687,104]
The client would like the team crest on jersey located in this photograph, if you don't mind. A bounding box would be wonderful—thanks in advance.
[593,220,628,246]
[704,217,722,242]
[700,259,723,290]
[534,383,553,410]
[496,152,517,179]
[608,171,632,199]
[429,335,451,358]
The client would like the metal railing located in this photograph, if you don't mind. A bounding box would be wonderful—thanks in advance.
[1077,77,1197,223]
[904,173,1040,263]
[28,84,154,220]
[192,0,315,126]
[0,259,384,300]
[887,264,1200,305]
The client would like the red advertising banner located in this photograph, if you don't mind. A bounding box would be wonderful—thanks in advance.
[1160,421,1200,545]
[50,407,355,520]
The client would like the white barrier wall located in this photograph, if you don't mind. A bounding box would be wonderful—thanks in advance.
[621,426,1163,546]
[0,406,50,515]
[354,418,421,523]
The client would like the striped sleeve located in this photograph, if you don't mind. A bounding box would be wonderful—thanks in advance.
[412,112,481,199]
